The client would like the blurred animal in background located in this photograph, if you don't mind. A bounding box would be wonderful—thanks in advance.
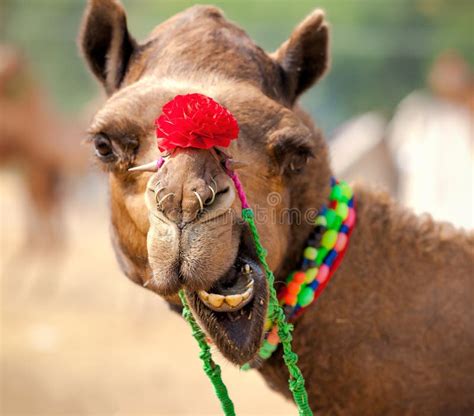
[387,51,474,229]
[331,52,473,229]
[78,1,474,414]
[0,44,90,252]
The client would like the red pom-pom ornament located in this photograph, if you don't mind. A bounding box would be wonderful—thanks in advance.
[155,93,239,152]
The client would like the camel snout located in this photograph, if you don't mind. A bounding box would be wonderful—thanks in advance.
[143,149,242,295]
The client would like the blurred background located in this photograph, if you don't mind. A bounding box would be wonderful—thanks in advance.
[1,1,472,415]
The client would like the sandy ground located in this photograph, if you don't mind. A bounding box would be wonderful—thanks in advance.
[0,171,295,416]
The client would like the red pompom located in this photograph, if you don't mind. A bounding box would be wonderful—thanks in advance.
[155,93,239,152]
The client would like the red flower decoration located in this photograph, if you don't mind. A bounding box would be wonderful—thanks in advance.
[155,93,239,152]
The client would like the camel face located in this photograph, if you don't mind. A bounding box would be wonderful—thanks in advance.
[80,1,329,364]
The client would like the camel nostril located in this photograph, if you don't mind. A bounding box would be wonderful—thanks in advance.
[216,187,230,198]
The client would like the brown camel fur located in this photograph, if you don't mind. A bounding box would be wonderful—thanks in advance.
[0,45,89,248]
[79,2,474,415]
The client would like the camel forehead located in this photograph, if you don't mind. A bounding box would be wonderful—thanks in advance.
[124,5,277,88]
[147,5,232,38]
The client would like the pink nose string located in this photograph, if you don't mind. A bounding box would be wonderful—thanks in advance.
[224,160,249,209]
[156,157,165,169]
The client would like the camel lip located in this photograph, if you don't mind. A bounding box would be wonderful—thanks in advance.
[185,252,268,365]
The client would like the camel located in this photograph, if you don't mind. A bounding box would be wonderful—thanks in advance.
[0,45,89,250]
[78,2,474,415]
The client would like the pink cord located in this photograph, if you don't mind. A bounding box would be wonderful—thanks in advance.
[157,157,165,169]
[225,161,249,209]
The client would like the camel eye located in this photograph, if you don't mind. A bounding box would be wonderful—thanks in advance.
[93,134,115,162]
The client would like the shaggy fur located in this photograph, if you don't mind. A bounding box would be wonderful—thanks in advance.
[79,2,474,414]
[0,45,89,248]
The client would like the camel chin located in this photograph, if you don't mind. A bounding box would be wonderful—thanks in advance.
[185,239,268,366]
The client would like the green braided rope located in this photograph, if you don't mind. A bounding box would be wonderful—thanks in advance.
[178,290,236,416]
[242,208,313,416]
[178,208,312,416]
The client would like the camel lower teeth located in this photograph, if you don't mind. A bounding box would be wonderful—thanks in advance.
[225,294,244,307]
[197,279,254,312]
[242,264,252,274]
[207,293,224,308]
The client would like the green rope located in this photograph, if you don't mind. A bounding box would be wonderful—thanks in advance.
[178,290,236,416]
[178,208,312,416]
[242,208,313,416]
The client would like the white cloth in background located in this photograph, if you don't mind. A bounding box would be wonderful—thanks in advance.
[388,91,474,229]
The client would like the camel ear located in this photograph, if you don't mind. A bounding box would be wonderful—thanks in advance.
[273,10,329,104]
[79,0,136,95]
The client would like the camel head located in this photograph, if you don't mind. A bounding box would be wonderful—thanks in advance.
[79,0,331,365]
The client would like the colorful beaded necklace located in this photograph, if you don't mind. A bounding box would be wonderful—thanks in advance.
[246,177,356,364]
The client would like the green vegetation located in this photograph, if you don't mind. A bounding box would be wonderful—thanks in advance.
[2,0,473,132]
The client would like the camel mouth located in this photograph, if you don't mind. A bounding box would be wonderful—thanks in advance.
[197,264,255,312]
[185,237,268,365]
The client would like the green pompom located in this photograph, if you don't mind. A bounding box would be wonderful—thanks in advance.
[316,247,328,265]
[340,181,353,202]
[335,202,348,220]
[330,184,342,201]
[297,286,315,307]
[321,230,338,250]
[325,209,337,228]
[305,267,318,283]
[303,247,318,260]
[315,215,327,226]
